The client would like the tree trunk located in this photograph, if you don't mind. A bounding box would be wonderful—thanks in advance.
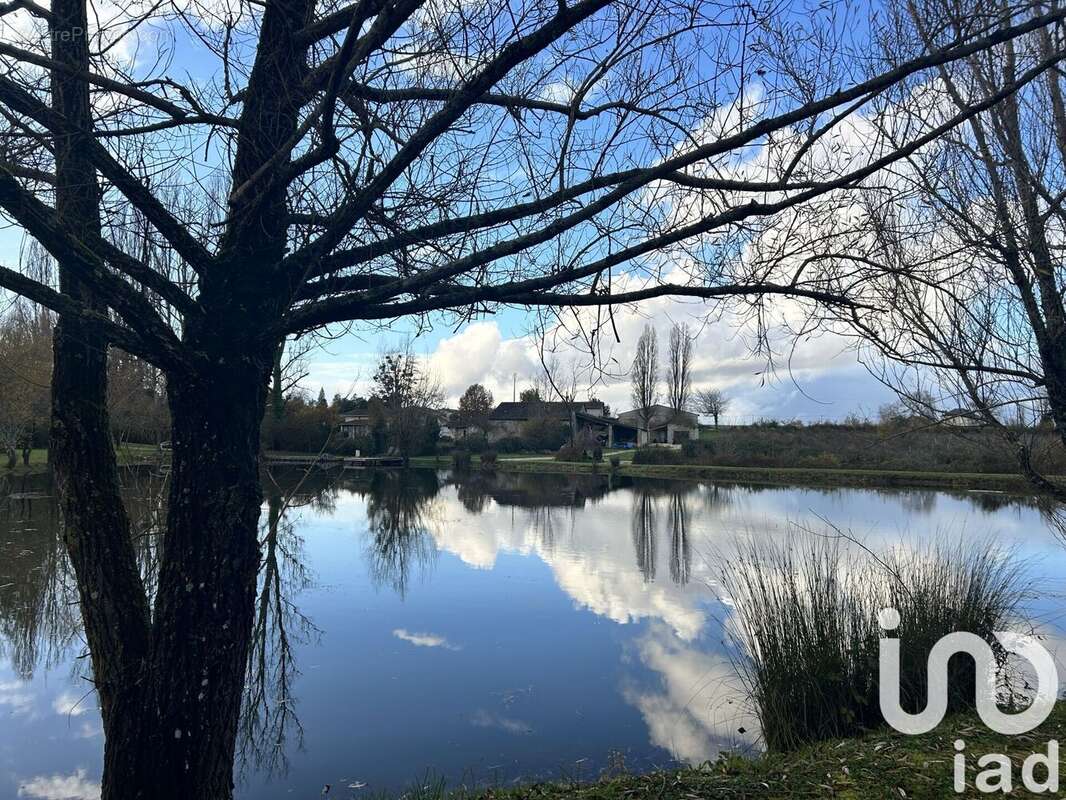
[48,0,152,748]
[102,355,270,800]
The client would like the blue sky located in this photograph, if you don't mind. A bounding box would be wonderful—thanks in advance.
[0,0,899,422]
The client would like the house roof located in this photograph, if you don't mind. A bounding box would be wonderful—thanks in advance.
[618,405,698,428]
[489,400,604,421]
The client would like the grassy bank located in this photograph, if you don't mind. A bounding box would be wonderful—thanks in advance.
[408,454,1052,494]
[698,424,1066,475]
[1,444,165,475]
[387,706,1066,799]
[9,446,1055,494]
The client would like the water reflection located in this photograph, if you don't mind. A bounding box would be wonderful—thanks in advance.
[239,492,319,781]
[2,469,1066,797]
[362,470,441,597]
[0,473,74,678]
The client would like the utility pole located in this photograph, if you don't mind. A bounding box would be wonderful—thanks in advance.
[513,372,517,402]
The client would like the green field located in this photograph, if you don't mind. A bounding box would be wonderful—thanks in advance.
[1,444,164,474]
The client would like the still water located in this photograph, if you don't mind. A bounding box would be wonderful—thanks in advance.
[2,469,1066,799]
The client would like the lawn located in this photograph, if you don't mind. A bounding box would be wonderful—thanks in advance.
[1,443,164,474]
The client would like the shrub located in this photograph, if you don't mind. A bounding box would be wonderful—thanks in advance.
[520,416,569,451]
[722,534,1027,752]
[632,446,684,465]
[480,450,498,468]
[554,444,585,462]
[451,450,471,470]
[592,446,603,463]
[609,455,621,469]
[493,436,526,454]
[459,433,489,453]
[681,438,699,458]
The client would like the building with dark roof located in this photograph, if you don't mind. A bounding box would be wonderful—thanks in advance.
[487,400,605,442]
[617,404,698,445]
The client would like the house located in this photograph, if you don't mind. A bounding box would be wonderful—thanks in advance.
[487,400,605,442]
[617,404,698,445]
[438,409,470,440]
[571,410,639,448]
[942,408,985,428]
[338,413,371,439]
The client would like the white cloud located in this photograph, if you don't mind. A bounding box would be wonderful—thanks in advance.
[0,679,35,717]
[623,623,759,764]
[52,690,93,718]
[469,708,533,735]
[406,297,889,419]
[424,321,540,406]
[17,770,100,800]
[393,628,461,651]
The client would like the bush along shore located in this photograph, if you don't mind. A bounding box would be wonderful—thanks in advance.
[410,420,1066,494]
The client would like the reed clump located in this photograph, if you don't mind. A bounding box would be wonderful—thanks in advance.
[722,534,1029,751]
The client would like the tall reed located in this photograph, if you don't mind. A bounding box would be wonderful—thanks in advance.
[721,533,1029,752]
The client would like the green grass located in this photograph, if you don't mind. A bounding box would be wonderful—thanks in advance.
[1,443,165,474]
[374,706,1066,799]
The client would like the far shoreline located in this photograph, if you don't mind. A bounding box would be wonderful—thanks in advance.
[408,453,1060,495]
[3,447,1058,496]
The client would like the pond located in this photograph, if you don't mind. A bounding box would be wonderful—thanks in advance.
[2,469,1066,799]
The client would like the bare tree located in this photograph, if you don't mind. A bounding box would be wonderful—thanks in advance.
[631,325,659,431]
[811,0,1066,497]
[694,388,729,427]
[0,0,1063,794]
[666,322,694,417]
[372,349,444,458]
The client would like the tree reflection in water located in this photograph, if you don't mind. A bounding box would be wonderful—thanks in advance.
[629,481,704,587]
[237,486,321,782]
[632,490,657,583]
[5,467,1059,793]
[0,472,76,678]
[361,469,441,597]
[668,491,691,587]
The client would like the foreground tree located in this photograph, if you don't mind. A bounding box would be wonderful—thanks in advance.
[1,0,1064,795]
[809,0,1066,497]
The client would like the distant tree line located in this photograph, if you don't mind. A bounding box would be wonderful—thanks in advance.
[263,349,443,459]
[0,301,169,467]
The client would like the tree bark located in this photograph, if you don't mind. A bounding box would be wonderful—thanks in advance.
[49,0,151,747]
[102,349,271,799]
